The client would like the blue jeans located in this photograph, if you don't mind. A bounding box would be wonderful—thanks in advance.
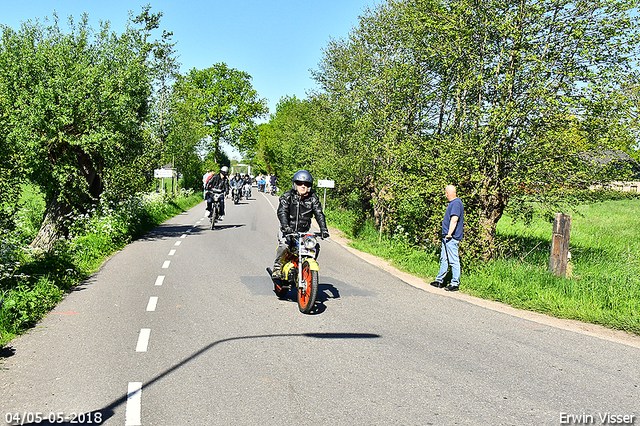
[435,238,461,287]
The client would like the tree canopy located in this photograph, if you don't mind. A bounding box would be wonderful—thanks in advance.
[172,63,268,167]
[262,0,640,260]
[0,8,176,250]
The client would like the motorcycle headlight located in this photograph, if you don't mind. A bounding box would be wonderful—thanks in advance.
[303,235,317,249]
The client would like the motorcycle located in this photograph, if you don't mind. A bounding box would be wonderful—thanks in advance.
[205,191,223,230]
[269,185,278,196]
[232,186,241,204]
[267,232,323,314]
[243,183,252,199]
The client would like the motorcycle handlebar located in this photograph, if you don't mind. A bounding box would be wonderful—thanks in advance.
[284,231,324,239]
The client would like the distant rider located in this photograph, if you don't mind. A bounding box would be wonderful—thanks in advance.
[269,174,277,194]
[271,170,330,279]
[231,173,244,199]
[205,166,230,219]
[242,174,252,198]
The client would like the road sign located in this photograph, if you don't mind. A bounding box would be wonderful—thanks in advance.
[318,179,335,188]
[154,169,174,178]
[317,179,335,211]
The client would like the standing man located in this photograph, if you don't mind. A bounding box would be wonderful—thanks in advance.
[430,185,464,292]
[202,169,212,199]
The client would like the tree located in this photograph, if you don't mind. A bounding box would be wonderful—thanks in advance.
[163,83,208,189]
[256,95,366,212]
[0,8,175,251]
[0,114,22,230]
[173,63,268,164]
[312,0,640,259]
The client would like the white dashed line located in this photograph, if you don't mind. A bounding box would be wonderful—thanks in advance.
[174,240,182,246]
[155,275,165,286]
[180,234,187,238]
[125,382,142,425]
[146,297,158,312]
[186,228,193,233]
[168,249,176,256]
[261,191,278,213]
[162,260,171,268]
[135,328,151,352]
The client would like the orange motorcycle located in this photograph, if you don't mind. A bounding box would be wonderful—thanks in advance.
[267,232,323,314]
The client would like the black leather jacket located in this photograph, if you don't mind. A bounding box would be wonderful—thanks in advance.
[231,178,244,189]
[205,174,230,195]
[277,189,328,233]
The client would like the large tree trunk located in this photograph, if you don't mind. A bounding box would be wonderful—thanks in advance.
[476,183,508,261]
[30,148,103,252]
[74,147,103,199]
[30,198,73,252]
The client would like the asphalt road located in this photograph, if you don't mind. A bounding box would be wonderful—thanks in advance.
[1,190,639,426]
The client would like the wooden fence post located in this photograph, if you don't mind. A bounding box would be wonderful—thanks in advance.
[549,213,571,277]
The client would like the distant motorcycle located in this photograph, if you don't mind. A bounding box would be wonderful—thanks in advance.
[270,185,278,196]
[243,183,252,199]
[232,187,241,204]
[267,232,324,314]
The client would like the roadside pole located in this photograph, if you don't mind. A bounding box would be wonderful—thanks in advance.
[317,179,335,212]
[549,213,571,277]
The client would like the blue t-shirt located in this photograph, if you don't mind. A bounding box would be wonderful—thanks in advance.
[442,197,464,241]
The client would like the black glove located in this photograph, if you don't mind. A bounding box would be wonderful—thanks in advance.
[321,231,330,239]
[282,226,294,235]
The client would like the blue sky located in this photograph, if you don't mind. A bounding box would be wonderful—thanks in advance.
[2,0,376,116]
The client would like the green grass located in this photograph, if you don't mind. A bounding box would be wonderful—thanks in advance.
[325,199,640,335]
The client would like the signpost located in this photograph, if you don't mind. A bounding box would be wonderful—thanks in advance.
[317,179,335,212]
[154,169,175,193]
[153,169,174,178]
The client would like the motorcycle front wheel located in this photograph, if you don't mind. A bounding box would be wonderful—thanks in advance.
[210,205,217,230]
[297,261,318,314]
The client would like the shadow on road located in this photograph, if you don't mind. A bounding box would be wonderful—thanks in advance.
[0,345,16,359]
[209,223,246,231]
[273,282,340,315]
[313,283,341,314]
[138,223,206,242]
[15,332,381,425]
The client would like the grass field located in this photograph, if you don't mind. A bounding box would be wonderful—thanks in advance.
[325,198,640,335]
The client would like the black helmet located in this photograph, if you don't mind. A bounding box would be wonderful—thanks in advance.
[292,170,313,185]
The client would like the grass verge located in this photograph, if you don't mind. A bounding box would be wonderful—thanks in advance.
[325,198,640,336]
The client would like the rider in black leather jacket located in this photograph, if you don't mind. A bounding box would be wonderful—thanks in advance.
[205,166,230,217]
[271,170,330,279]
